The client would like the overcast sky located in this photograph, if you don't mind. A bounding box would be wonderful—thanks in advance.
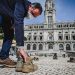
[24,0,75,25]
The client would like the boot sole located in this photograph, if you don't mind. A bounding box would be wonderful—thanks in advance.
[15,68,22,72]
[4,64,16,68]
[0,63,16,68]
[15,70,22,72]
[22,64,38,73]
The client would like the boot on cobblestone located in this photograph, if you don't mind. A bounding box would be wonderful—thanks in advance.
[0,58,16,68]
[22,61,38,73]
[15,56,32,72]
[15,57,23,72]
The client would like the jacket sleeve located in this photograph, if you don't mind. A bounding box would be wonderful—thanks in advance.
[14,2,25,46]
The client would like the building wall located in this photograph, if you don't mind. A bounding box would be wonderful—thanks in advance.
[24,25,75,55]
[24,0,75,55]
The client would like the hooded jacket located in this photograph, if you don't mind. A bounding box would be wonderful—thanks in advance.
[0,0,31,46]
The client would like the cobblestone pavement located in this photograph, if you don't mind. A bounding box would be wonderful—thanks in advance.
[0,57,75,75]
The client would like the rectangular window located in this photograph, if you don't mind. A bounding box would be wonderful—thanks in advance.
[66,36,69,40]
[40,36,43,41]
[59,36,63,40]
[34,36,37,41]
[48,16,53,24]
[28,36,31,41]
[72,35,75,40]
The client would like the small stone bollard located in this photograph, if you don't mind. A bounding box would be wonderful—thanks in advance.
[62,54,65,58]
[53,53,58,59]
[67,57,74,62]
[69,57,74,62]
[33,57,39,61]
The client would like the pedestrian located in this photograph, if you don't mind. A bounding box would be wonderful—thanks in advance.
[0,0,42,70]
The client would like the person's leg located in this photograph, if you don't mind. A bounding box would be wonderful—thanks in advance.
[0,16,14,59]
[0,15,3,25]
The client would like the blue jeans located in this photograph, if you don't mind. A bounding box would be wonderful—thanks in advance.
[0,15,14,59]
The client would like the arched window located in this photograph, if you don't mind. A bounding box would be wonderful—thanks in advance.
[27,44,31,50]
[66,44,71,50]
[48,44,53,49]
[73,44,75,51]
[49,35,53,40]
[59,44,64,50]
[33,44,36,50]
[39,44,43,50]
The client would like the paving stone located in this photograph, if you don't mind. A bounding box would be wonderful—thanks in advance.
[0,57,75,75]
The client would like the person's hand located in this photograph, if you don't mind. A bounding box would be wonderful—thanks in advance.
[17,47,28,62]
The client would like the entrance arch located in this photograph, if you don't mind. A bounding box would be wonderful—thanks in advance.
[66,44,71,51]
[39,44,43,50]
[33,44,36,50]
[59,44,64,50]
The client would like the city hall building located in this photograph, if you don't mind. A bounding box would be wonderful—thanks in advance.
[23,0,75,55]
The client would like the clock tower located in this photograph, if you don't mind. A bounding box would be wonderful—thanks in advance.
[44,0,56,28]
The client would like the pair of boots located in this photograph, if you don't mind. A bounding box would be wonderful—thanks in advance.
[15,57,38,73]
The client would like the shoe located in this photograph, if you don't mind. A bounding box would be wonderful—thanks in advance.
[22,62,38,73]
[0,58,16,68]
[15,56,33,72]
[15,58,23,72]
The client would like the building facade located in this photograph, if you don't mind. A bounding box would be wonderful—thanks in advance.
[24,0,75,55]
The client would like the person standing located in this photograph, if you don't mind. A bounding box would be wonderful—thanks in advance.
[0,0,42,68]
